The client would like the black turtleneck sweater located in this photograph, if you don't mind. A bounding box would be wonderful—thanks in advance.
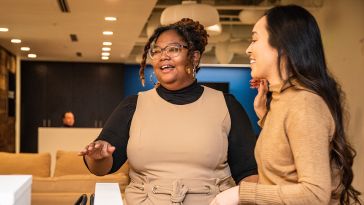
[96,81,257,183]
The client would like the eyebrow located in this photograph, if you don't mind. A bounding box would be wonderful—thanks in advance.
[154,42,184,46]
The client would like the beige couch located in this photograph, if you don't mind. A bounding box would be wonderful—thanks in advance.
[0,151,129,205]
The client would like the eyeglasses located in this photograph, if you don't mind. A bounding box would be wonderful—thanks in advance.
[148,44,188,60]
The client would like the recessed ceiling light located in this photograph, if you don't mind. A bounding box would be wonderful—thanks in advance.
[105,17,117,21]
[20,47,30,51]
[101,52,110,56]
[28,54,37,58]
[11,39,21,43]
[101,56,109,60]
[103,42,112,46]
[103,31,113,35]
[0,28,9,32]
[102,47,111,51]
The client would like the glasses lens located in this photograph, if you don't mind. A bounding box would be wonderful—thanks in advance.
[149,47,161,59]
[166,45,181,58]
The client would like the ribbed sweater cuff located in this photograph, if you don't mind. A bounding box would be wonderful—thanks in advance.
[239,181,257,204]
[239,182,282,204]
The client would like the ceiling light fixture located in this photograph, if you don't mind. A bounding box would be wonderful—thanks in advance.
[102,31,113,35]
[11,39,21,43]
[160,0,219,27]
[206,23,222,36]
[28,54,37,58]
[101,56,109,60]
[102,47,111,51]
[103,42,112,46]
[238,10,265,25]
[101,52,110,56]
[0,28,9,32]
[105,17,117,21]
[20,47,30,51]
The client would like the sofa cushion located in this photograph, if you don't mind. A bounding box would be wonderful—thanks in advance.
[54,150,130,177]
[54,150,91,176]
[32,174,129,193]
[0,152,51,177]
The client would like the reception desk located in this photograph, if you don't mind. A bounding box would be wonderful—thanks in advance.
[38,127,102,175]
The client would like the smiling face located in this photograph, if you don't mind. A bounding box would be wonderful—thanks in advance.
[151,30,198,90]
[246,16,282,85]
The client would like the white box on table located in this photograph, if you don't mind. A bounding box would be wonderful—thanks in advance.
[0,175,32,205]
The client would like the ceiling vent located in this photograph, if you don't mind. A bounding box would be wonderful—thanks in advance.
[76,52,82,57]
[57,0,70,13]
[70,34,78,42]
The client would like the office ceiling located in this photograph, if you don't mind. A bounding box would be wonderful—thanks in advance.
[0,0,323,64]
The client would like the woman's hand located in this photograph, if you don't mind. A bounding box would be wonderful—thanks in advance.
[78,140,115,160]
[250,79,269,119]
[209,186,239,205]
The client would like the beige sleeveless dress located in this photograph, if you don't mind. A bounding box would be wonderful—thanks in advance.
[126,86,235,205]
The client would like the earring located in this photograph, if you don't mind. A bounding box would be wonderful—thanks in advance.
[192,67,196,79]
[149,71,158,85]
[186,67,191,74]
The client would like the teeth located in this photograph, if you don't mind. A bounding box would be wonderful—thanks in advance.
[161,65,174,69]
[250,60,256,64]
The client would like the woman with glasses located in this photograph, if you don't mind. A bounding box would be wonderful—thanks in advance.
[210,5,361,205]
[80,18,258,204]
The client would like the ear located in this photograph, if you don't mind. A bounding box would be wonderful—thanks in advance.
[192,51,201,67]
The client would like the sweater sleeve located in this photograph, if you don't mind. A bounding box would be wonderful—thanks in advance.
[96,95,137,174]
[224,93,258,183]
[239,94,334,205]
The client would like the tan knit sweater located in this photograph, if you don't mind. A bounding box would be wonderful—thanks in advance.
[239,79,339,205]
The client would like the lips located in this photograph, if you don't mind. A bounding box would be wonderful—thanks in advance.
[160,64,175,71]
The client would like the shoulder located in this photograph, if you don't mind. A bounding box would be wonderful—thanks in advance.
[121,95,138,105]
[137,88,156,97]
[223,93,242,108]
[285,90,334,131]
[289,89,328,112]
[115,95,138,111]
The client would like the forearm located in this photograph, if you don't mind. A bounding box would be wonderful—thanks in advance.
[84,155,113,176]
[239,181,330,205]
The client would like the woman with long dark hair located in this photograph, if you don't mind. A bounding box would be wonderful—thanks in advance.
[210,5,361,205]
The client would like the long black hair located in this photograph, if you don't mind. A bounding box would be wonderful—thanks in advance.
[265,5,361,204]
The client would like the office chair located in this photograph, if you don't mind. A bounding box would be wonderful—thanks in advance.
[74,194,88,205]
[90,193,95,205]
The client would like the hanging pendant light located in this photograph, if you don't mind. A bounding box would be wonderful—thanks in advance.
[160,0,220,27]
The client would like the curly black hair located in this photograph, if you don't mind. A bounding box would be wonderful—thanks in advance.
[139,18,209,86]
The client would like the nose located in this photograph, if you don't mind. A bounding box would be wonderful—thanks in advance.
[245,43,252,56]
[160,49,170,60]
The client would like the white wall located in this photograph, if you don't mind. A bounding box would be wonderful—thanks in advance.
[313,0,364,197]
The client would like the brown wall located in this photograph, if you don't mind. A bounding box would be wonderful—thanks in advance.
[0,46,16,152]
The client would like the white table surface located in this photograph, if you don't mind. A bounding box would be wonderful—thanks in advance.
[94,183,123,205]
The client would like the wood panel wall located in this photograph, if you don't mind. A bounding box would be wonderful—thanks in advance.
[0,46,16,152]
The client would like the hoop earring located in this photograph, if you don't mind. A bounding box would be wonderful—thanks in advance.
[192,67,196,79]
[186,67,191,74]
[149,71,158,85]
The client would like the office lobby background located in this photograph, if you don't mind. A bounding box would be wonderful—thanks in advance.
[0,0,363,199]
